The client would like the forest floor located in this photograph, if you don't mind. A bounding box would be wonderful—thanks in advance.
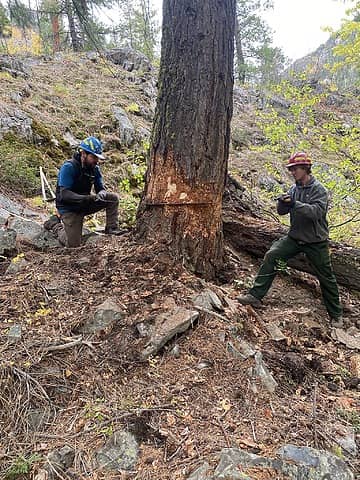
[1,215,359,479]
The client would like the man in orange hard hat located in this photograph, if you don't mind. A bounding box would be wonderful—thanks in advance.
[237,152,343,328]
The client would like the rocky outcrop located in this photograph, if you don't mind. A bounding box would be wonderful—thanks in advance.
[0,101,33,140]
[105,47,153,72]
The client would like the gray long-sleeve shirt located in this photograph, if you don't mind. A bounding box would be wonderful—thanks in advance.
[277,176,329,243]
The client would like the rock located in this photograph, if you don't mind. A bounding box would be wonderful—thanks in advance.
[105,47,153,72]
[215,449,263,479]
[45,445,75,478]
[112,106,135,146]
[334,428,358,457]
[278,444,354,479]
[81,298,124,334]
[6,256,28,275]
[0,101,33,140]
[265,322,286,341]
[96,430,139,471]
[141,307,199,359]
[192,289,224,312]
[7,324,22,343]
[136,321,152,338]
[169,344,180,357]
[257,175,281,192]
[332,328,360,350]
[0,229,17,255]
[236,339,256,359]
[45,279,72,296]
[7,217,60,249]
[0,193,43,219]
[63,130,79,147]
[187,462,212,480]
[215,446,355,480]
[250,352,278,393]
[0,54,30,77]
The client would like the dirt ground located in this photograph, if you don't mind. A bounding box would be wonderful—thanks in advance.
[0,227,359,479]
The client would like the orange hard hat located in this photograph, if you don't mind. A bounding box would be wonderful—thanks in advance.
[287,152,312,168]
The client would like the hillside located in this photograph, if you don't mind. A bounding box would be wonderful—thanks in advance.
[0,51,359,480]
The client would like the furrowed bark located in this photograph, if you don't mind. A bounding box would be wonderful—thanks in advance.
[136,0,236,279]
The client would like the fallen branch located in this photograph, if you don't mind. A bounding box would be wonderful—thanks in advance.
[43,337,83,353]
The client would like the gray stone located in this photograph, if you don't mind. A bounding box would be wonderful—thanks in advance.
[236,340,256,359]
[0,229,17,255]
[63,130,79,147]
[0,55,30,78]
[278,444,354,479]
[332,328,360,350]
[0,193,43,219]
[0,101,33,140]
[335,428,358,457]
[250,352,278,393]
[141,307,199,359]
[105,47,153,72]
[112,106,135,146]
[257,175,281,192]
[265,322,286,341]
[136,321,152,338]
[6,256,28,275]
[81,298,124,334]
[169,344,180,358]
[193,289,224,312]
[45,445,75,478]
[7,324,22,343]
[187,462,212,480]
[215,449,256,479]
[96,430,139,471]
[7,217,61,249]
[45,279,72,296]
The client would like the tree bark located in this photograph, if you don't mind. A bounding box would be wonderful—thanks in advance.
[136,0,236,279]
[223,212,360,289]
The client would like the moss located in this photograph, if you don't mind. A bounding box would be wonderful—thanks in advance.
[0,130,68,196]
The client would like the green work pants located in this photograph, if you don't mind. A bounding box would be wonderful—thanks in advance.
[249,236,342,319]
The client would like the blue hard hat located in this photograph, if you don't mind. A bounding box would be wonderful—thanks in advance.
[79,136,105,159]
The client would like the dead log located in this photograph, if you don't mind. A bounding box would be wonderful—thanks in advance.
[223,212,360,290]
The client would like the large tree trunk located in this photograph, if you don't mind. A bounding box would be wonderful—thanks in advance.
[223,212,360,289]
[136,0,236,279]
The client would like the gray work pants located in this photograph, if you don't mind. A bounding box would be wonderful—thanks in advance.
[53,192,119,247]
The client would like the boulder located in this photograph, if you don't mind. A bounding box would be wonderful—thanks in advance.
[96,430,139,471]
[105,47,153,72]
[141,307,199,359]
[81,298,124,334]
[112,106,135,146]
[7,217,60,249]
[0,102,33,140]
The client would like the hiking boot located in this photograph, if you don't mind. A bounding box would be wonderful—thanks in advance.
[104,226,128,236]
[44,214,60,231]
[237,293,262,308]
[330,316,343,328]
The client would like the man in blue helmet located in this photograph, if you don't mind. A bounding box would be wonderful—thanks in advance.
[44,136,125,247]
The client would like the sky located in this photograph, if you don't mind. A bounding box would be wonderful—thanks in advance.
[151,0,350,62]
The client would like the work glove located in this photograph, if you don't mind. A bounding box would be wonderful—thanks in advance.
[278,194,295,208]
[95,190,107,201]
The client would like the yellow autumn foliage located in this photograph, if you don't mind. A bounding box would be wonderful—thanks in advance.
[1,26,42,55]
